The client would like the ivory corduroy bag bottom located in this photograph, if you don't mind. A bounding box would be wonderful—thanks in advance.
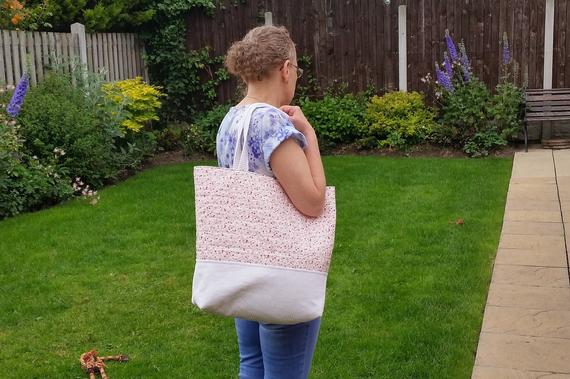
[192,103,336,325]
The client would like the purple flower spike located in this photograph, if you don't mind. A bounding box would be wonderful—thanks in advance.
[502,32,511,65]
[6,74,30,118]
[459,41,471,82]
[435,62,454,92]
[443,52,453,79]
[445,29,459,62]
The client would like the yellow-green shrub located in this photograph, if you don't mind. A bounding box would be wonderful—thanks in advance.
[363,91,436,149]
[102,77,162,132]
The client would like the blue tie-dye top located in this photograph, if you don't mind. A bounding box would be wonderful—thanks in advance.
[216,103,308,177]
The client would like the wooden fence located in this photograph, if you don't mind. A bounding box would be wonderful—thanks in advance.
[187,0,570,102]
[0,23,148,87]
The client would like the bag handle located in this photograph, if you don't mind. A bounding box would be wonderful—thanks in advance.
[232,103,263,171]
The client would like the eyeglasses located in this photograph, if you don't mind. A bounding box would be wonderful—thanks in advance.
[289,63,304,79]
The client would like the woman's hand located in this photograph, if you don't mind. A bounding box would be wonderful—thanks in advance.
[280,105,313,135]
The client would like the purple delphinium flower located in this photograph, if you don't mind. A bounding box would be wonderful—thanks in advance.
[443,52,453,79]
[445,29,459,62]
[502,32,511,65]
[6,74,29,117]
[435,62,454,92]
[458,41,471,82]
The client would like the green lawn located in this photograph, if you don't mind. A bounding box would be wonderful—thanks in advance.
[0,156,512,378]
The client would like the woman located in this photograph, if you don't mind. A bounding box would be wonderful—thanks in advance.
[217,25,327,379]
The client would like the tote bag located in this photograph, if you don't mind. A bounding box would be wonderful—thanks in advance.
[192,104,336,324]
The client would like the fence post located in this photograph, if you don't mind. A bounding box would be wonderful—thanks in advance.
[265,12,273,26]
[71,23,88,81]
[398,5,407,92]
[543,0,554,89]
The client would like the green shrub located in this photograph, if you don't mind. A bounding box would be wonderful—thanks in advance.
[182,104,230,156]
[0,113,72,219]
[17,73,118,188]
[154,123,187,152]
[363,91,436,150]
[428,31,525,156]
[299,93,367,150]
[489,82,525,140]
[438,78,491,146]
[463,130,507,158]
[102,77,163,132]
[435,79,523,157]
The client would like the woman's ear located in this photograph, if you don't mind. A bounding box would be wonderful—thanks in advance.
[280,60,291,82]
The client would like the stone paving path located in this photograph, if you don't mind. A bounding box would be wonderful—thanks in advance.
[472,149,570,379]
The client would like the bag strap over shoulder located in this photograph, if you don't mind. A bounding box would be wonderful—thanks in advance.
[232,103,266,171]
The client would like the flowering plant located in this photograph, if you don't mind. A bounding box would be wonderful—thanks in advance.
[6,73,29,117]
[102,77,163,133]
[425,30,524,156]
[0,0,52,30]
[423,29,473,97]
[1,83,73,219]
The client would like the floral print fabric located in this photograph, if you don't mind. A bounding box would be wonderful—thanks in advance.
[216,104,308,176]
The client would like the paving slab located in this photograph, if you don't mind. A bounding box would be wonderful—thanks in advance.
[511,151,556,178]
[494,248,568,268]
[503,210,562,223]
[510,177,557,185]
[492,265,570,288]
[475,333,570,373]
[554,150,570,177]
[501,221,564,236]
[505,199,561,211]
[507,191,561,202]
[472,365,570,379]
[481,306,570,338]
[499,234,566,251]
[486,283,570,310]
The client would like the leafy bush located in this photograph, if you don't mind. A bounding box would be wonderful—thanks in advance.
[438,78,491,145]
[154,123,187,152]
[463,130,507,158]
[17,73,118,188]
[182,103,231,156]
[299,93,368,150]
[364,91,436,150]
[102,77,162,132]
[427,30,525,156]
[17,72,158,188]
[0,95,72,219]
[144,19,228,122]
[489,82,525,139]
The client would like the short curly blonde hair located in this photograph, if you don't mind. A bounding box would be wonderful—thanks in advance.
[225,26,295,82]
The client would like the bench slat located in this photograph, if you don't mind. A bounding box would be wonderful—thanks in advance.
[525,115,570,121]
[526,105,570,113]
[526,88,570,93]
[526,94,570,102]
[526,110,570,116]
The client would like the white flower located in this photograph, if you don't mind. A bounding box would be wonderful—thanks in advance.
[53,147,66,156]
[32,155,38,160]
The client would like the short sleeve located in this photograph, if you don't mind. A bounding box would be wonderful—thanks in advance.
[255,107,308,173]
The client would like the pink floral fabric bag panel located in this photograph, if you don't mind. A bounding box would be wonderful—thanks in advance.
[192,104,336,324]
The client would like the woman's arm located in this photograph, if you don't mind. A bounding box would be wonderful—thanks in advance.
[270,106,326,217]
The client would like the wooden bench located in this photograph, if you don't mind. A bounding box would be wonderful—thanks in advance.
[524,88,570,152]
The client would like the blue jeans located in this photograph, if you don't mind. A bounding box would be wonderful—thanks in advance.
[235,317,322,379]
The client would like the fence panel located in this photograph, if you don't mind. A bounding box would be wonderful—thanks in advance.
[0,25,148,86]
[187,0,566,103]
